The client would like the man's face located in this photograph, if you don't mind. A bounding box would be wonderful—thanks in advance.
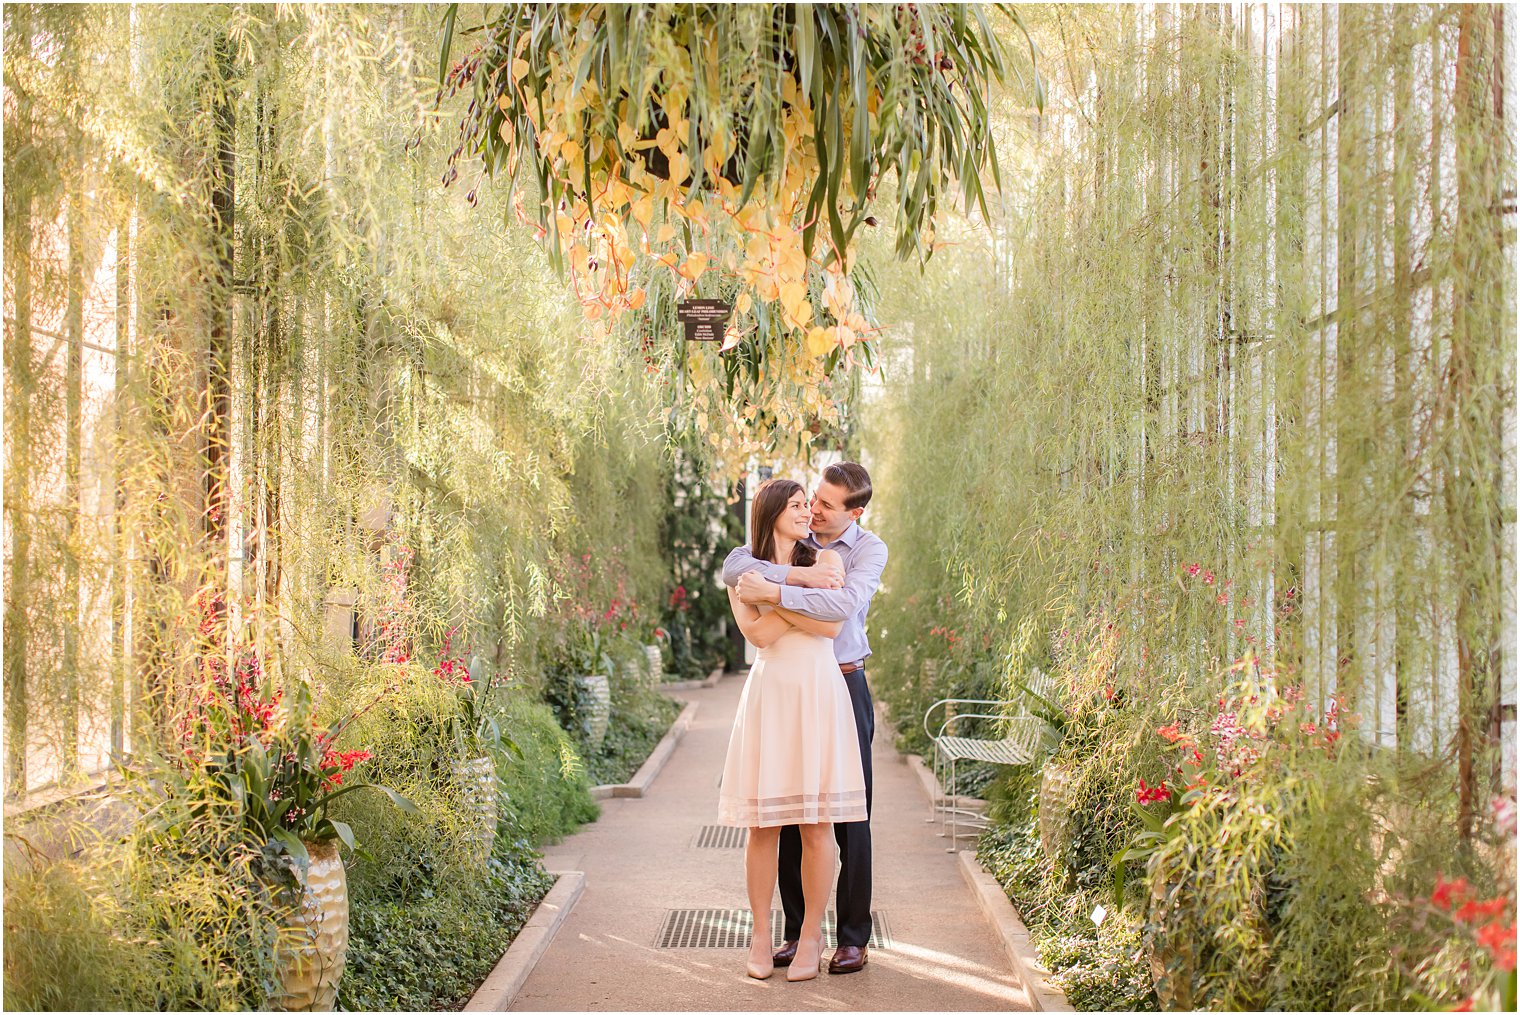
[809,479,861,539]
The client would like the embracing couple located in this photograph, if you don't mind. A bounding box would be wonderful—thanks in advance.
[716,462,889,982]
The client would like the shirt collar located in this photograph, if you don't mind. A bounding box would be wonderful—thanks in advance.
[808,521,861,549]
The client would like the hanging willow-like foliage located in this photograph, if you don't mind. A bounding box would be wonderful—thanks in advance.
[867,3,1515,1009]
[437,3,1042,473]
[5,3,678,1007]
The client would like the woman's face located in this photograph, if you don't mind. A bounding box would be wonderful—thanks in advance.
[773,490,812,542]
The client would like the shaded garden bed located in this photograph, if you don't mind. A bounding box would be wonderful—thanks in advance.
[975,787,1156,1013]
[584,693,682,788]
[343,836,554,1012]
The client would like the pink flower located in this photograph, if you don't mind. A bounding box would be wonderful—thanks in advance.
[1492,795,1517,837]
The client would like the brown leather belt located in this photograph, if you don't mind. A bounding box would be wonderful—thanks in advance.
[839,661,865,674]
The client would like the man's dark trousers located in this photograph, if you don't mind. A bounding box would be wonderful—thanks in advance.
[778,668,874,948]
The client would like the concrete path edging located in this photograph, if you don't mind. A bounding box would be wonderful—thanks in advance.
[897,751,1073,1013]
[590,698,700,800]
[656,665,726,691]
[905,752,990,815]
[957,851,1076,1012]
[463,870,587,1012]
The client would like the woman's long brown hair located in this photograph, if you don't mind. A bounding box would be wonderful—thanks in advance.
[750,479,818,567]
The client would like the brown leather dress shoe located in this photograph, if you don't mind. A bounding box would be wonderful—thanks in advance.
[828,944,869,974]
[772,939,798,968]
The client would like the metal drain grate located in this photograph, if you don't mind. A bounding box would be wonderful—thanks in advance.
[692,825,749,848]
[656,908,753,948]
[656,909,891,949]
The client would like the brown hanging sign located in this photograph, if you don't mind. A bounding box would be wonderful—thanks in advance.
[677,299,732,342]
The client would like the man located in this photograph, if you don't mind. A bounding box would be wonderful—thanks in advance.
[722,461,888,975]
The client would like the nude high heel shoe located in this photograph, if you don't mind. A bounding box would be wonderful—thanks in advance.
[746,938,775,980]
[785,934,824,982]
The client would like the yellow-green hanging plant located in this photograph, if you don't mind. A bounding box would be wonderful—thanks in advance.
[437,3,1041,464]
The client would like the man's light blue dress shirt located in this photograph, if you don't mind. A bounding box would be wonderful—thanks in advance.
[721,522,889,666]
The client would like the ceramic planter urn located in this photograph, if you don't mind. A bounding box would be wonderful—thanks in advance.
[453,755,500,861]
[1038,763,1076,860]
[644,644,664,686]
[1145,863,1197,1012]
[577,674,612,748]
[273,840,349,1012]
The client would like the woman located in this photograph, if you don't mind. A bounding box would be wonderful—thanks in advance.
[718,479,868,982]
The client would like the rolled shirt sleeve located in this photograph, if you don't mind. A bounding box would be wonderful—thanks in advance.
[722,544,792,588]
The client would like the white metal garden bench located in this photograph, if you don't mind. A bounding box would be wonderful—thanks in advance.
[922,670,1055,852]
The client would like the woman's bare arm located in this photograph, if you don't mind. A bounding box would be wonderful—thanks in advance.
[728,586,796,649]
[771,606,843,639]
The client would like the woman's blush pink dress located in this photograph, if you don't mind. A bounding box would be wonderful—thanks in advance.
[717,607,868,827]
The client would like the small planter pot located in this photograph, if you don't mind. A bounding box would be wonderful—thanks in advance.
[453,755,500,862]
[273,840,349,1012]
[1038,762,1076,860]
[920,657,941,696]
[577,674,612,748]
[1144,862,1197,1012]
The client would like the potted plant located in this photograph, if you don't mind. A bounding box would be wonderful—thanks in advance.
[1111,776,1193,1010]
[432,633,519,862]
[1114,680,1355,1010]
[644,640,665,687]
[1015,675,1077,860]
[180,653,415,1012]
[569,630,616,750]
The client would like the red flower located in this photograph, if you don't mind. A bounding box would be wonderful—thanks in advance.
[1455,898,1510,924]
[1136,778,1172,805]
[1431,875,1473,911]
[320,747,374,789]
[1476,922,1517,972]
[1185,563,1201,577]
[1202,570,1216,586]
[1156,723,1188,744]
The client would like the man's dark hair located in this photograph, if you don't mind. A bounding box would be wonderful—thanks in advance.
[823,461,873,511]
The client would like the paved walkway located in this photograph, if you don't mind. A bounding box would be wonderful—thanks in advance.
[520,672,1031,1011]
